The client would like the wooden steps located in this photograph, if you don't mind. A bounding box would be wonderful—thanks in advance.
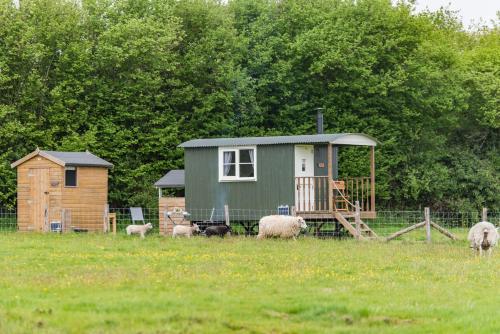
[334,211,378,240]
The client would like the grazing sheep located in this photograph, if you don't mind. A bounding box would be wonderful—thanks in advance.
[126,223,153,238]
[205,224,231,238]
[172,224,200,238]
[257,215,307,240]
[467,221,499,257]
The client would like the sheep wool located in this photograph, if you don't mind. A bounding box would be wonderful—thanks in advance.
[172,224,200,238]
[126,223,153,238]
[257,215,307,240]
[467,221,499,257]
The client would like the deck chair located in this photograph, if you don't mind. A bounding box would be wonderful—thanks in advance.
[130,207,145,225]
[332,181,350,211]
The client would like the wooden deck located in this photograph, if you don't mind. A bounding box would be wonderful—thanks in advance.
[295,175,376,218]
[297,211,376,220]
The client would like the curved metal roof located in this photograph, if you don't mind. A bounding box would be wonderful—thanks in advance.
[179,133,378,148]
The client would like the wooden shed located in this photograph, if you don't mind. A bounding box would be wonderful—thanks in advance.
[11,149,113,232]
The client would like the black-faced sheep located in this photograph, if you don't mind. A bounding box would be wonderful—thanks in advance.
[126,223,153,238]
[467,221,499,257]
[257,215,307,240]
[205,224,231,238]
[172,224,200,238]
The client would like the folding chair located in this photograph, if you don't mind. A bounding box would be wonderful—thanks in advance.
[130,207,145,225]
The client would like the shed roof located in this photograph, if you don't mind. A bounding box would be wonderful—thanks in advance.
[154,170,185,188]
[179,133,378,148]
[11,149,113,168]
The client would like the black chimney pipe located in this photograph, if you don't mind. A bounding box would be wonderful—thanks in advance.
[316,108,324,134]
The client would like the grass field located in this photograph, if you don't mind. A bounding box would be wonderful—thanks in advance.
[0,234,498,333]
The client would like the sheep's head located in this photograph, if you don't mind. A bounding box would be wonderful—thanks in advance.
[145,223,153,230]
[297,217,307,229]
[225,224,232,231]
[192,224,200,233]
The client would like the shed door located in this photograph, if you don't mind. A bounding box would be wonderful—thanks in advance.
[29,168,50,231]
[294,145,315,211]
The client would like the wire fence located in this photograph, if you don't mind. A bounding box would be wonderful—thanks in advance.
[0,207,498,242]
[110,208,160,234]
[0,207,16,232]
[371,211,498,242]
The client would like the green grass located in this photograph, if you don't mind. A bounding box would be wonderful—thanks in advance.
[0,234,498,333]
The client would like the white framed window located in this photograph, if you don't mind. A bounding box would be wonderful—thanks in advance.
[218,146,257,182]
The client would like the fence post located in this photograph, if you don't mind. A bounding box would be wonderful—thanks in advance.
[163,210,168,236]
[103,204,109,233]
[61,208,66,233]
[111,213,116,235]
[355,201,361,240]
[327,143,333,213]
[291,206,296,217]
[224,205,230,226]
[482,207,488,222]
[425,207,431,243]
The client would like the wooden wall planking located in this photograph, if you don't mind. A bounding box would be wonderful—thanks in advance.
[15,155,109,232]
[62,167,108,231]
[17,156,62,232]
[159,197,186,236]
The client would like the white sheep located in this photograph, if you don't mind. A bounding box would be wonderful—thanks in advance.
[467,221,499,257]
[126,223,153,238]
[172,224,200,238]
[257,215,307,240]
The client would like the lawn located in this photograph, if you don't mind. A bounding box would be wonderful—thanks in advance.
[0,234,498,333]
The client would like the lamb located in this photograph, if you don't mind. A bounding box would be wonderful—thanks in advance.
[204,224,231,238]
[257,215,307,240]
[126,223,153,238]
[467,221,499,257]
[172,224,200,238]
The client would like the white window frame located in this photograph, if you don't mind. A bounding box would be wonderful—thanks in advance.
[218,146,257,182]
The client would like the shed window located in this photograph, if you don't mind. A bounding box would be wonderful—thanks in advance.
[219,147,256,181]
[65,167,77,187]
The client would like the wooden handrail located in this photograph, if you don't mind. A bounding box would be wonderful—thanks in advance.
[340,177,372,212]
[295,176,329,212]
[295,176,329,179]
[295,176,374,213]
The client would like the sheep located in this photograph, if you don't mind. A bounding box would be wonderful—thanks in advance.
[172,224,200,238]
[467,221,499,257]
[204,224,231,238]
[257,215,307,240]
[126,223,153,238]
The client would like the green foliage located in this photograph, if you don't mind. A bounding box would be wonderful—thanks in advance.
[0,0,498,210]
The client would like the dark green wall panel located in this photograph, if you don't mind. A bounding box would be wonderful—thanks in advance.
[314,145,338,179]
[185,145,295,213]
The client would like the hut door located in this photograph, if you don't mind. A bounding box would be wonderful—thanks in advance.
[294,145,315,211]
[29,168,50,231]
